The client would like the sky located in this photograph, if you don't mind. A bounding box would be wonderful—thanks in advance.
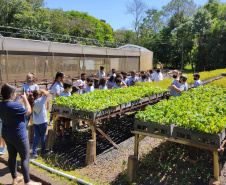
[44,0,217,30]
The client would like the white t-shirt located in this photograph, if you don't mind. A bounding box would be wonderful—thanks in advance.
[194,80,203,87]
[60,91,71,97]
[95,71,105,78]
[178,83,188,92]
[128,77,139,86]
[107,81,115,89]
[33,95,48,125]
[113,84,122,89]
[122,78,130,86]
[85,86,94,93]
[99,85,108,90]
[22,83,39,96]
[109,73,116,78]
[152,72,163,82]
[51,82,64,99]
[149,74,153,81]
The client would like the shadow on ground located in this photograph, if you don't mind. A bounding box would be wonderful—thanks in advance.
[40,113,135,170]
[110,142,220,185]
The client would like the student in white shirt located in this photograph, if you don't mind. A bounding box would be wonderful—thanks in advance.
[139,74,150,82]
[51,71,65,99]
[121,71,130,86]
[85,78,94,93]
[49,71,65,126]
[109,68,116,78]
[128,70,139,86]
[27,89,49,158]
[152,62,164,82]
[107,76,115,89]
[23,73,39,97]
[60,80,72,136]
[60,80,72,97]
[168,75,188,94]
[113,78,127,89]
[193,73,203,87]
[19,73,39,125]
[95,66,105,79]
[99,78,108,90]
[149,69,154,81]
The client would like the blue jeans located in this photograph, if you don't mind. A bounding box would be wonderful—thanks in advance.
[33,122,47,155]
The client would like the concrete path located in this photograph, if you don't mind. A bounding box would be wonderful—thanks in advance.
[0,162,24,185]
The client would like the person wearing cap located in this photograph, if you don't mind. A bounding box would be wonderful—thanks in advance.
[152,62,163,82]
[193,73,203,87]
[75,80,84,94]
[168,70,180,97]
[168,75,188,95]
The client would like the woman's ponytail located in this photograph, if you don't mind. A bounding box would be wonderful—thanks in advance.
[28,93,35,109]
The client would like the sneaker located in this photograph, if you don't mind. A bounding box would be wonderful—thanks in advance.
[0,148,7,155]
[48,122,52,126]
[31,155,39,159]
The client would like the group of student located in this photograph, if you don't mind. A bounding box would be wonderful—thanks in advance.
[168,70,203,96]
[0,65,203,185]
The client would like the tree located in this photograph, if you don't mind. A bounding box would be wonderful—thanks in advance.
[163,0,196,18]
[192,8,212,70]
[126,0,147,41]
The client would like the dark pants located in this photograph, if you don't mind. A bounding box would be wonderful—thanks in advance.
[33,122,47,156]
[5,138,30,183]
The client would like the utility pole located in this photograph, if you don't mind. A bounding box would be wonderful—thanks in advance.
[181,38,184,72]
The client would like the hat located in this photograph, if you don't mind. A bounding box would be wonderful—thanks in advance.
[75,80,84,88]
[180,74,188,81]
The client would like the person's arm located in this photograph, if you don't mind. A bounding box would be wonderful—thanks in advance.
[168,85,183,93]
[159,62,163,70]
[39,89,49,97]
[21,94,31,115]
[121,81,127,87]
[13,92,21,102]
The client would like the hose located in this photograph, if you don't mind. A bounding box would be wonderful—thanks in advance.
[30,159,94,185]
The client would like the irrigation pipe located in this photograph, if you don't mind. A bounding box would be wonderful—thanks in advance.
[30,159,94,185]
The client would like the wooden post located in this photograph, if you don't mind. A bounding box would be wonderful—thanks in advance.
[28,125,34,144]
[46,129,56,150]
[213,151,219,181]
[91,123,97,164]
[126,155,138,182]
[85,139,96,165]
[134,134,139,157]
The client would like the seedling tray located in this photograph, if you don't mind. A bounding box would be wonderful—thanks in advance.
[134,119,175,137]
[71,109,103,120]
[172,126,226,148]
[120,102,132,110]
[131,99,142,107]
[149,94,157,100]
[156,93,163,99]
[141,96,150,103]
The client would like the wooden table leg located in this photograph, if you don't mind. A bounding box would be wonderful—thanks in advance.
[213,150,219,181]
[134,134,139,157]
[91,123,97,164]
[52,114,56,131]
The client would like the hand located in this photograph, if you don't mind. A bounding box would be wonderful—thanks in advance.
[16,92,21,98]
[168,86,172,89]
[21,94,27,99]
